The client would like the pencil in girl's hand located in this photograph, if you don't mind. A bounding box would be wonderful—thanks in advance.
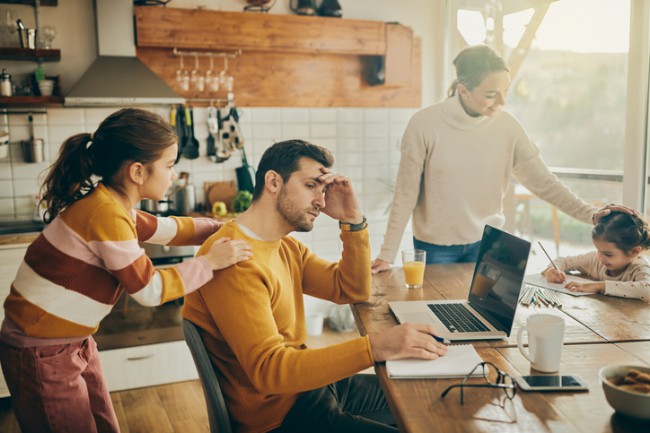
[538,242,558,269]
[538,242,566,283]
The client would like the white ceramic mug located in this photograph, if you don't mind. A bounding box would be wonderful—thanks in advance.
[517,314,565,372]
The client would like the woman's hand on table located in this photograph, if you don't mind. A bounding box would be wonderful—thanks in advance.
[371,258,391,274]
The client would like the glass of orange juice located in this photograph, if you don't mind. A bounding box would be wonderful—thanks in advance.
[401,249,426,289]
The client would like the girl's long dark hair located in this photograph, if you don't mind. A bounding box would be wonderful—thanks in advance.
[40,108,177,223]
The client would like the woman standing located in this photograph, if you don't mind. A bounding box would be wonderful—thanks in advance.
[373,44,631,270]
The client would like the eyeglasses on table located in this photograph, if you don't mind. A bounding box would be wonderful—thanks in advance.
[440,361,517,423]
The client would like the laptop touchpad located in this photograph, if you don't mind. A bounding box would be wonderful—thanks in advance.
[401,313,436,325]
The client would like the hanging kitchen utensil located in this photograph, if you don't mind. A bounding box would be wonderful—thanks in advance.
[236,145,255,193]
[215,108,231,163]
[224,102,254,192]
[206,106,217,162]
[175,105,186,163]
[182,106,200,159]
[170,105,181,164]
[220,104,244,151]
[21,114,44,163]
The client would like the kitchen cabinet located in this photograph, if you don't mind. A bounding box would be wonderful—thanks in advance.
[99,340,197,392]
[0,242,29,397]
[134,7,421,107]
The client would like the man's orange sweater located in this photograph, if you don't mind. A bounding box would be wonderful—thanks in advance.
[182,221,375,433]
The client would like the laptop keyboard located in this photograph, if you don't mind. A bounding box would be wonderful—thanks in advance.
[427,303,490,333]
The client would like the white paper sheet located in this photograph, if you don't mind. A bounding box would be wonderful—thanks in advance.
[524,273,597,297]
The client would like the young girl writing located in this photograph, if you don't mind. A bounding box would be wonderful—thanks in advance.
[0,108,252,433]
[543,211,650,302]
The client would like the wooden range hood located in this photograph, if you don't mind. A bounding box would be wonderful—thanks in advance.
[134,7,421,107]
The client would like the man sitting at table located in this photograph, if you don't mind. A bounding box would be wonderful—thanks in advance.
[183,139,448,433]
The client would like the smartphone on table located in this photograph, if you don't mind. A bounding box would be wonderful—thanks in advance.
[514,375,589,391]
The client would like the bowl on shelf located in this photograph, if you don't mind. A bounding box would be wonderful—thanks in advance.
[37,79,54,96]
[599,365,650,420]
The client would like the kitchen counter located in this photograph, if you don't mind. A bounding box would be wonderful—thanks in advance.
[0,219,44,235]
[0,220,43,247]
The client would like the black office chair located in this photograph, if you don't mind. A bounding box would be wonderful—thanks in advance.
[182,319,233,433]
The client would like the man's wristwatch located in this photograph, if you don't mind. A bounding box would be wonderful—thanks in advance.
[339,216,367,232]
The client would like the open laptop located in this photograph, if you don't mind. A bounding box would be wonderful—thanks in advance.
[389,225,531,341]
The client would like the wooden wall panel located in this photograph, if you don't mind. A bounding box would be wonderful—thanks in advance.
[135,7,385,55]
[134,7,422,108]
[137,40,421,108]
[385,24,413,87]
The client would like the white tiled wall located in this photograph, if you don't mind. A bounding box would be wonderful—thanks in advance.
[0,106,416,263]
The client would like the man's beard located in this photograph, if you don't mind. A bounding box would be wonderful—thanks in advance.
[276,187,316,232]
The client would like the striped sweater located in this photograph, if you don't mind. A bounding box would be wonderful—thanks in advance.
[1,183,217,347]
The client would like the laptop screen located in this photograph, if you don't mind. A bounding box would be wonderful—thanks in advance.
[468,225,531,334]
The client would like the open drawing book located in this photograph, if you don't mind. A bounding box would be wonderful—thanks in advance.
[386,344,484,379]
[524,273,596,297]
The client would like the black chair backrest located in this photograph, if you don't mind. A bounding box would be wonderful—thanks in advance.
[182,319,233,433]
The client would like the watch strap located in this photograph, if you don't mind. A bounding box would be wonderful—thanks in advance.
[339,216,367,232]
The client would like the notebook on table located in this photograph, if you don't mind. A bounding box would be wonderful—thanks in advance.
[389,225,531,342]
[386,344,484,379]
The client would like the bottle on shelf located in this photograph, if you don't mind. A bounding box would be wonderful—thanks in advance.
[0,68,12,96]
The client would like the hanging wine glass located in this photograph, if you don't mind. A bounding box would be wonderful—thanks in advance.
[225,75,234,92]
[219,57,231,88]
[205,56,219,92]
[190,54,205,93]
[175,55,190,91]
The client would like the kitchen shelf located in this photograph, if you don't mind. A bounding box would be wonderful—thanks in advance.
[0,95,63,107]
[0,0,57,5]
[135,7,385,55]
[134,7,421,108]
[0,47,61,62]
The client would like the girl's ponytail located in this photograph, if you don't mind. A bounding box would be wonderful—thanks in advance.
[41,133,95,223]
[637,217,650,250]
[39,108,177,224]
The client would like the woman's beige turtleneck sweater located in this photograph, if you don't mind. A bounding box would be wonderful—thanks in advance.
[378,94,597,263]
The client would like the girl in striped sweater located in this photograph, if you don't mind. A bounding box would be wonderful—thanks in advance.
[0,108,252,433]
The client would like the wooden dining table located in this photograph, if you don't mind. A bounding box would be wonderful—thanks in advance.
[351,264,650,433]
